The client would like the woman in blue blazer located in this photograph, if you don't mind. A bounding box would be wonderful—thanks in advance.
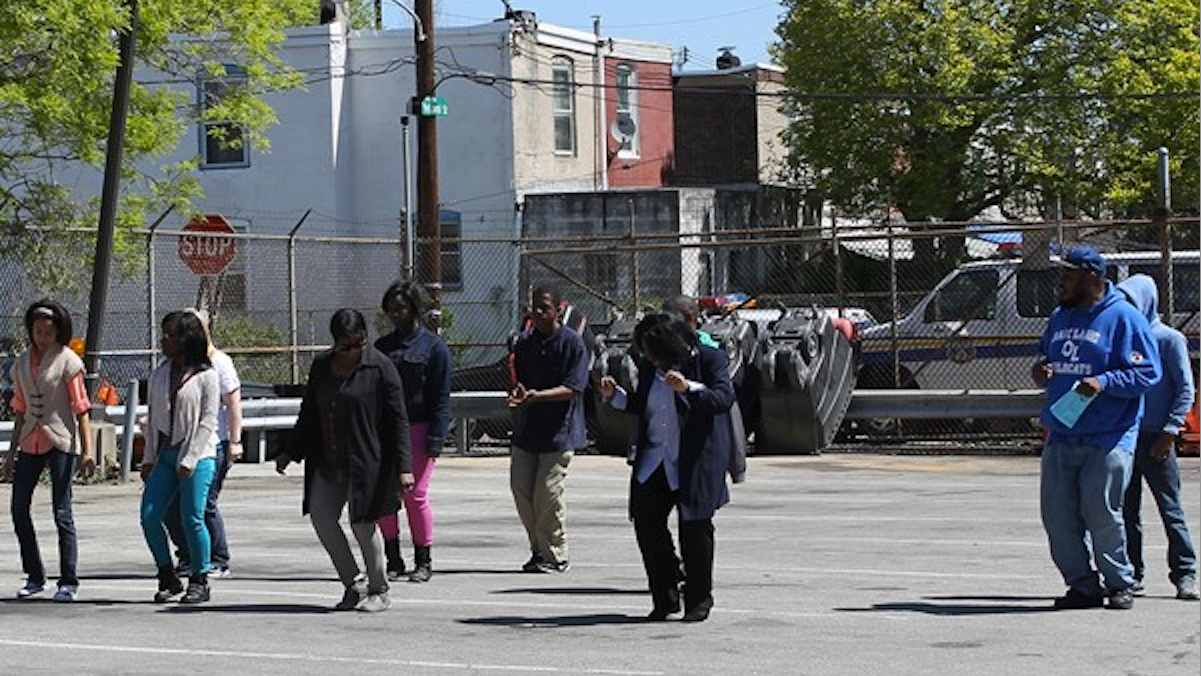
[600,313,737,622]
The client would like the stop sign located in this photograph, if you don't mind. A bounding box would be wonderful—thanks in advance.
[179,214,238,275]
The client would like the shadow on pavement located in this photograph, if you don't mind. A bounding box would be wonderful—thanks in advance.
[162,603,331,614]
[0,598,146,607]
[836,595,1054,616]
[492,586,646,596]
[458,613,645,627]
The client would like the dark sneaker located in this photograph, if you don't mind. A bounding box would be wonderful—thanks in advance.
[1128,580,1146,597]
[334,575,368,611]
[682,597,714,623]
[408,564,432,583]
[534,560,570,574]
[179,575,210,605]
[1052,588,1104,610]
[521,553,545,573]
[53,585,79,603]
[384,538,406,581]
[1175,576,1200,601]
[16,580,45,600]
[646,598,681,622]
[1106,588,1134,610]
[154,566,184,603]
[334,585,363,611]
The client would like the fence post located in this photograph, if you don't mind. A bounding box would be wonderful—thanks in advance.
[833,217,845,315]
[287,210,312,384]
[1156,148,1174,317]
[887,223,899,388]
[629,198,639,310]
[120,379,139,483]
[146,206,172,374]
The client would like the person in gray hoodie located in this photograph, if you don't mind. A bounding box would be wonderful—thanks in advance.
[1116,274,1199,601]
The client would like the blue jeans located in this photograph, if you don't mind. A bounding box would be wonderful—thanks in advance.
[164,441,231,568]
[1041,438,1135,596]
[1123,431,1198,584]
[140,447,216,575]
[10,449,78,586]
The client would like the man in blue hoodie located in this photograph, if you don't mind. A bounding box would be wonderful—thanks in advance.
[1032,246,1161,611]
[1116,274,1199,601]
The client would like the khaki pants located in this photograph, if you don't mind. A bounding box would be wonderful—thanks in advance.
[510,446,573,564]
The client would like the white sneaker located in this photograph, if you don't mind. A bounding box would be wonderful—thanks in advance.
[53,585,78,603]
[17,580,45,600]
[357,592,391,613]
[212,566,233,579]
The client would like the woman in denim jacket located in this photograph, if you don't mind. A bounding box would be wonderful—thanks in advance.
[374,281,452,583]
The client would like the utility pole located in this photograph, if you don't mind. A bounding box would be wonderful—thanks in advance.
[1156,147,1173,317]
[400,115,414,281]
[415,0,442,316]
[83,0,139,409]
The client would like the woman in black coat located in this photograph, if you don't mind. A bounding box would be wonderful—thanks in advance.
[277,309,413,612]
[600,313,736,623]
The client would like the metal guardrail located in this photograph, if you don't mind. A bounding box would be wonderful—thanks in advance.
[1,389,1046,461]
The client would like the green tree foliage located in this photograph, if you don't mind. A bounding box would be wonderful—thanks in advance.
[211,314,291,384]
[0,0,321,294]
[774,0,1200,236]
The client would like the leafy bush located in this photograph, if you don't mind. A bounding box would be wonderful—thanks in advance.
[212,315,292,385]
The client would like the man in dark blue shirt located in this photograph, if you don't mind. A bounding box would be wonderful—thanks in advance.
[508,286,589,573]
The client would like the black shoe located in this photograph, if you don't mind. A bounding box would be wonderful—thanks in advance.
[179,574,210,605]
[1052,588,1104,610]
[385,538,407,581]
[154,565,184,603]
[646,599,681,622]
[1106,588,1134,610]
[521,553,545,573]
[533,560,570,574]
[682,597,713,623]
[1129,580,1146,597]
[408,564,432,583]
[408,545,432,583]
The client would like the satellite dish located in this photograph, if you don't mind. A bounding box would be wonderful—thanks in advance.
[610,114,637,147]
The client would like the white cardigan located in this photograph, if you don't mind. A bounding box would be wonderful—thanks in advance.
[144,361,219,471]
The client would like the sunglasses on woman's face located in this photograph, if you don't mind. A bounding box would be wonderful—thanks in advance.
[334,340,365,354]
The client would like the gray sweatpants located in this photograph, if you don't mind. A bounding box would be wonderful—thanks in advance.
[309,472,388,593]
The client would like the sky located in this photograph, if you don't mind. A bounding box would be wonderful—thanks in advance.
[381,1,788,70]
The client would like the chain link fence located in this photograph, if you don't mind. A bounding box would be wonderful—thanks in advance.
[2,211,1197,448]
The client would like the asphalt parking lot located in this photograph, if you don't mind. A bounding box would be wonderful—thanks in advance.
[1,452,1198,676]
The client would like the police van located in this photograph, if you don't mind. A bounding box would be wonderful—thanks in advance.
[857,250,1200,392]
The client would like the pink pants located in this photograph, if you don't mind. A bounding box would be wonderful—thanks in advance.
[378,423,436,546]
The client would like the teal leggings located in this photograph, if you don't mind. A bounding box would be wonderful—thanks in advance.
[141,446,216,574]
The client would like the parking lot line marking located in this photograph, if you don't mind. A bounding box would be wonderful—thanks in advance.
[0,638,665,676]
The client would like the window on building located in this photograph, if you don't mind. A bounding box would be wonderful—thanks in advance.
[440,210,462,290]
[614,63,639,157]
[552,58,576,155]
[200,65,248,168]
[924,269,998,323]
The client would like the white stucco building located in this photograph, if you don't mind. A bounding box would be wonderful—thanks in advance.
[131,13,674,361]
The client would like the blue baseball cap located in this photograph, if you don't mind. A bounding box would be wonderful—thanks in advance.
[1055,246,1107,277]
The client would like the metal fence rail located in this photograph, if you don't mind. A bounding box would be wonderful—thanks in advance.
[2,215,1195,447]
[0,390,1048,474]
